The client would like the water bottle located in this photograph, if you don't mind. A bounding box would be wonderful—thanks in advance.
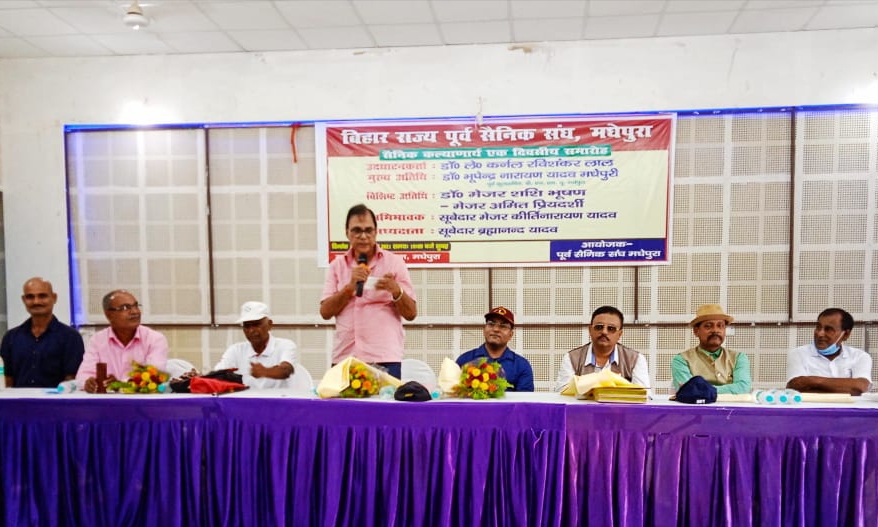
[57,380,77,393]
[783,389,802,404]
[0,356,5,390]
[379,385,395,400]
[755,389,779,404]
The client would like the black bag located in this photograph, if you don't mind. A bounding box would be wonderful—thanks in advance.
[169,368,244,393]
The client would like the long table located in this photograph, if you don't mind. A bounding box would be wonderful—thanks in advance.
[1,390,877,526]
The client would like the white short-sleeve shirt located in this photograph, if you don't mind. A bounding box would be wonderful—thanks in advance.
[214,335,298,389]
[786,343,872,387]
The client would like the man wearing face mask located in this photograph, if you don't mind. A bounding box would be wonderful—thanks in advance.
[671,304,751,394]
[786,308,872,396]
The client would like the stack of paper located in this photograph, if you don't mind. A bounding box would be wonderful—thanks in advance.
[564,369,648,403]
[583,385,648,404]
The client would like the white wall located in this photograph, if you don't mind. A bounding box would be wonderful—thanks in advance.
[1,28,877,324]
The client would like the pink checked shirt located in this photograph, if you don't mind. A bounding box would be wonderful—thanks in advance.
[321,246,416,364]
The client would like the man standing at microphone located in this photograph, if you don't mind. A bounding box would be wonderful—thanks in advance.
[320,203,417,379]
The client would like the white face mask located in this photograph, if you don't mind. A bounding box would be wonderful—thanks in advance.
[815,334,843,357]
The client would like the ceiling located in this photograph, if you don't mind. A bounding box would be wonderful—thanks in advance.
[0,0,876,59]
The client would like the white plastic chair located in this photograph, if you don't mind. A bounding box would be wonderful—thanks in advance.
[166,358,197,379]
[401,358,438,388]
[288,363,314,393]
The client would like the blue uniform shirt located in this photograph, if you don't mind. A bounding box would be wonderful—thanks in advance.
[456,344,535,392]
[0,316,85,387]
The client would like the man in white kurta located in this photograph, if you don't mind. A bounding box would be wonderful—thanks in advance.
[214,301,298,389]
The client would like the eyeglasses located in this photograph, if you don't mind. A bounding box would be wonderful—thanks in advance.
[591,324,619,334]
[485,320,512,330]
[349,227,376,237]
[107,302,143,312]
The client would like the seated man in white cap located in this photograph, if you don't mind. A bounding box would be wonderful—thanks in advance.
[670,304,751,394]
[214,301,298,389]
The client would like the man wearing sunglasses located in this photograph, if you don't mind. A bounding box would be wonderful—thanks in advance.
[555,305,650,392]
[76,289,169,393]
[671,304,751,394]
[455,306,534,391]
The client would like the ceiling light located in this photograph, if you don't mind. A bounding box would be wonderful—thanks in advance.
[123,1,149,30]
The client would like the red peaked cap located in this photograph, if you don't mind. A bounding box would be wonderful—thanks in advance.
[485,306,514,327]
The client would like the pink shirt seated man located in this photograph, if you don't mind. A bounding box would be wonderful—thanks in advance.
[76,290,169,393]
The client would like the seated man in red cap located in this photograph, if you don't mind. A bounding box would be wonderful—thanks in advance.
[670,304,751,394]
[455,307,534,392]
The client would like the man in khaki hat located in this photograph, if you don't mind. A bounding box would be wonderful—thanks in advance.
[670,304,751,394]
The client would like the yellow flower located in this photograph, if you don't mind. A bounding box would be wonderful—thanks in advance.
[471,379,481,389]
[469,367,480,377]
[482,373,489,382]
[147,382,157,391]
[484,364,494,374]
[351,379,362,389]
[142,372,151,382]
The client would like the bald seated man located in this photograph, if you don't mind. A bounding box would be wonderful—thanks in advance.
[1,277,85,387]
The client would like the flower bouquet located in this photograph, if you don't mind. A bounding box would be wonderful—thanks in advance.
[339,361,379,398]
[108,361,170,394]
[316,356,401,399]
[452,358,511,400]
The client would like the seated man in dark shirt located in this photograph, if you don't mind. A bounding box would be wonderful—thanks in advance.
[0,277,84,387]
[456,306,534,392]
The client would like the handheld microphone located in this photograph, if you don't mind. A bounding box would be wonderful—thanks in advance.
[355,253,368,297]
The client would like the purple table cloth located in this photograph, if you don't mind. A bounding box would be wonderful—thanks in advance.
[563,404,878,527]
[0,397,566,527]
